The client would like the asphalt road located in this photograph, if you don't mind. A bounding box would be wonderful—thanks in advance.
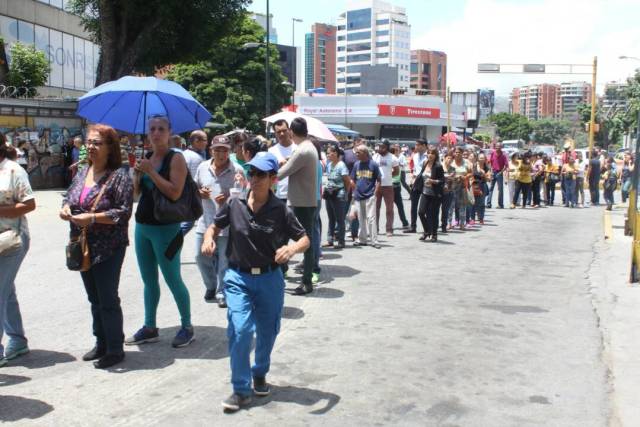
[0,189,609,426]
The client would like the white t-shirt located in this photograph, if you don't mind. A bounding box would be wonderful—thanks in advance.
[576,160,587,178]
[268,143,295,199]
[411,152,426,175]
[373,152,398,186]
[182,148,205,178]
[0,158,34,236]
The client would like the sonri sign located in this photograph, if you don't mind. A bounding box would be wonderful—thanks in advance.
[378,105,440,118]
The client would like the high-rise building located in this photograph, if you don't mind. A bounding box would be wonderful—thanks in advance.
[556,81,592,119]
[250,12,278,43]
[410,50,446,97]
[335,0,411,95]
[601,81,628,113]
[305,23,336,93]
[510,84,558,120]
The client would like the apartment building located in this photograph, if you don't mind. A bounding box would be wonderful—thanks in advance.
[410,49,446,97]
[304,23,336,93]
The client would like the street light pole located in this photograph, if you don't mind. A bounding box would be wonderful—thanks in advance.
[265,0,271,119]
[292,18,302,47]
[587,56,598,170]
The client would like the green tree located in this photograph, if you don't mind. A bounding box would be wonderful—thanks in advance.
[68,0,249,85]
[624,69,640,134]
[488,113,533,142]
[165,15,291,133]
[7,42,50,91]
[531,118,572,146]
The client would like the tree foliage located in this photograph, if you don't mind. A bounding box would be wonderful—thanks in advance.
[165,15,292,133]
[530,118,572,146]
[488,113,532,142]
[68,0,249,84]
[7,42,50,90]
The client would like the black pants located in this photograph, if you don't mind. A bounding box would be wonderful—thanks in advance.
[80,247,126,355]
[513,181,531,207]
[441,192,453,229]
[400,170,411,195]
[409,190,421,230]
[278,198,289,274]
[418,194,441,238]
[531,177,542,206]
[545,181,557,205]
[393,184,409,227]
[293,206,316,285]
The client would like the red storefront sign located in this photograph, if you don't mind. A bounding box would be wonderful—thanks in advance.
[378,104,440,118]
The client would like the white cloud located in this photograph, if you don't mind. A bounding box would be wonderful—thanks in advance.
[412,0,640,96]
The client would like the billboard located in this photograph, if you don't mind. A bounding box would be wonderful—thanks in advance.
[478,89,495,120]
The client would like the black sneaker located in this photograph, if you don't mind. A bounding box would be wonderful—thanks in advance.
[222,393,251,412]
[125,326,159,345]
[293,284,313,295]
[172,326,195,348]
[253,377,270,396]
[82,345,106,361]
[93,353,125,369]
[403,228,416,233]
[204,289,217,303]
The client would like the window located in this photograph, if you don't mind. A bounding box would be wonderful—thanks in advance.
[338,46,345,52]
[376,19,389,25]
[347,76,360,84]
[338,56,345,62]
[376,30,389,37]
[338,25,346,31]
[347,53,370,63]
[376,52,389,59]
[376,41,389,48]
[347,31,371,41]
[422,63,431,75]
[347,64,366,73]
[337,77,345,83]
[17,21,34,45]
[347,42,370,52]
[410,62,417,73]
[347,8,371,31]
[338,35,345,41]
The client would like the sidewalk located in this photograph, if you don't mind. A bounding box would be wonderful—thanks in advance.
[590,203,640,427]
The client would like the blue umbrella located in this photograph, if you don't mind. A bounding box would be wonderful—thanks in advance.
[77,76,211,134]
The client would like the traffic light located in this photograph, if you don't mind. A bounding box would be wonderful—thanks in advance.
[415,89,429,96]
[584,122,600,133]
[392,88,407,95]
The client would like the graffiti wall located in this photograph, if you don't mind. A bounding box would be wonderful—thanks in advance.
[2,122,83,189]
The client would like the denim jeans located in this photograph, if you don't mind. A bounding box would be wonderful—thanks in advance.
[80,247,126,355]
[225,267,284,396]
[441,192,453,228]
[293,206,316,285]
[195,232,229,297]
[326,197,346,244]
[487,171,504,207]
[564,179,577,207]
[180,220,195,236]
[513,181,531,207]
[0,232,29,357]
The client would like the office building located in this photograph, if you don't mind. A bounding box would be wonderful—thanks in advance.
[510,84,559,120]
[556,81,592,119]
[335,0,411,95]
[410,49,446,97]
[305,23,336,93]
[0,0,99,97]
[250,12,278,43]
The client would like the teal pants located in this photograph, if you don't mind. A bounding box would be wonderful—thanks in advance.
[135,222,191,328]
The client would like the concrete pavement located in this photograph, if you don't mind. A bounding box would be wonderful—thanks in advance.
[0,189,635,426]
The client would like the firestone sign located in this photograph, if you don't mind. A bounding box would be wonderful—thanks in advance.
[378,105,441,118]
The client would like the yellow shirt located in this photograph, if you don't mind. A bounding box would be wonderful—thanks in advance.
[516,160,532,184]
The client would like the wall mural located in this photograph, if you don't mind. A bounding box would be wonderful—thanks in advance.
[3,124,82,189]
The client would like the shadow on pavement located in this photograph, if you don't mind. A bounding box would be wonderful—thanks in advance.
[309,287,344,299]
[0,395,54,422]
[0,373,31,387]
[317,252,342,260]
[111,325,228,373]
[282,306,305,320]
[248,384,340,414]
[9,350,76,369]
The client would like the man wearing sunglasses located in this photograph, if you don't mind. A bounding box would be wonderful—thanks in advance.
[201,152,309,412]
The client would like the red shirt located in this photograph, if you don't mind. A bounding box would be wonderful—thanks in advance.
[489,150,508,172]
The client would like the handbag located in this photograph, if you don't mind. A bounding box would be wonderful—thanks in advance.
[65,172,112,271]
[412,163,428,194]
[152,151,203,224]
[322,186,339,200]
[0,170,22,256]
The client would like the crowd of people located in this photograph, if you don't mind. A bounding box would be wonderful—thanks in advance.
[0,115,634,412]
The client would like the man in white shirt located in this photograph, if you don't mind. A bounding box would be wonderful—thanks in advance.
[404,139,427,233]
[373,140,399,236]
[179,130,208,235]
[268,119,296,203]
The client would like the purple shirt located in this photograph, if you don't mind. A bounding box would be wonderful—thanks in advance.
[63,167,133,266]
[489,150,508,172]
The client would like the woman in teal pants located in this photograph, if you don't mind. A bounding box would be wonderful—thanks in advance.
[126,116,194,348]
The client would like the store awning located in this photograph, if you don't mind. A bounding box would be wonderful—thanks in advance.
[326,124,360,137]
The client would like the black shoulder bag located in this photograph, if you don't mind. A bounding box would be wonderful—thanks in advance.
[152,151,203,224]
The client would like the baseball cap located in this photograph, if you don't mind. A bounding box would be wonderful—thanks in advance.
[211,135,231,148]
[247,152,279,173]
[381,139,391,148]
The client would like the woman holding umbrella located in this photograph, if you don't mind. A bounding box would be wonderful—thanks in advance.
[127,115,194,349]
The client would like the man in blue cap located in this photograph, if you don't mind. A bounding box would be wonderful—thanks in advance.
[201,151,310,413]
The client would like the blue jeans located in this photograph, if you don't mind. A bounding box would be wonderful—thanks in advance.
[564,179,577,206]
[326,197,346,244]
[195,233,229,297]
[487,172,504,207]
[0,232,29,357]
[293,206,316,285]
[225,267,284,396]
[180,221,195,236]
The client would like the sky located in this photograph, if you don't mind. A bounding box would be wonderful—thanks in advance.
[248,0,640,97]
